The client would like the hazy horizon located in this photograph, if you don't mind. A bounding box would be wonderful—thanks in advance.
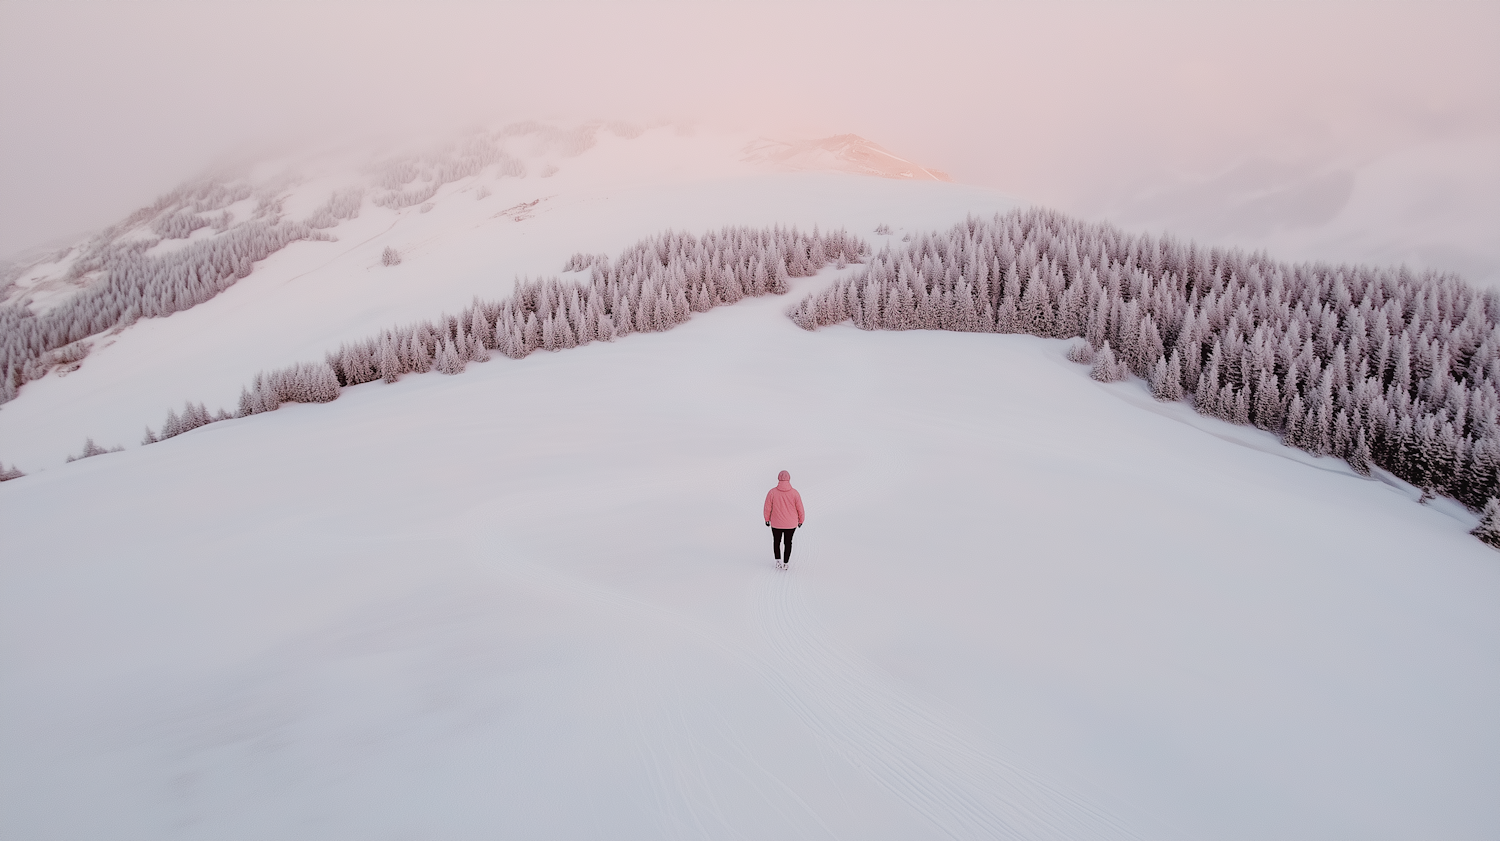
[3,1,1497,282]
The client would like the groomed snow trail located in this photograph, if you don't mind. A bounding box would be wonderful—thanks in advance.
[755,558,1141,841]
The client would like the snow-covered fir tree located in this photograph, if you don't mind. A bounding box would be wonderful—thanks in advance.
[1472,498,1500,548]
[1090,341,1129,383]
[142,400,233,443]
[64,438,123,463]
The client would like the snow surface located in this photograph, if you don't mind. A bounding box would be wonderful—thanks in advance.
[2,127,1499,839]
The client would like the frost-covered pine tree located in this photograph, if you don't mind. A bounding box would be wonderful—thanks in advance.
[1472,498,1500,548]
[1066,341,1096,365]
[1090,341,1129,383]
[378,335,403,383]
[1149,352,1184,402]
[65,438,122,462]
[1349,427,1373,476]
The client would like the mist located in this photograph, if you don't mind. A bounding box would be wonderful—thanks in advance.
[2,0,1497,282]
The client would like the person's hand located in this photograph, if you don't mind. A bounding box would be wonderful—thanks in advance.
[765,522,770,527]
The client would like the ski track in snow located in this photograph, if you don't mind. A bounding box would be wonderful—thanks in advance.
[276,216,404,287]
[754,555,1142,841]
[488,541,1141,841]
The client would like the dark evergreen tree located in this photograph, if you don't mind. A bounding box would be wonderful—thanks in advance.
[1472,498,1500,549]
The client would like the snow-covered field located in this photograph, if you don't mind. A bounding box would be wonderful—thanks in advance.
[2,127,1498,840]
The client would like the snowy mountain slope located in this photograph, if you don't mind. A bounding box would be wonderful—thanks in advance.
[1105,133,1500,290]
[0,124,1008,470]
[2,124,1498,840]
[2,283,1496,840]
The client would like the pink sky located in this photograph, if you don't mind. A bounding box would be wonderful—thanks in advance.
[2,1,1496,281]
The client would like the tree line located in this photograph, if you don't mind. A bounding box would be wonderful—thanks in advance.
[12,193,1497,548]
[131,225,864,445]
[789,210,1500,543]
[0,183,364,405]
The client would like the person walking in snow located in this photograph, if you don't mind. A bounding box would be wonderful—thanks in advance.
[763,470,805,569]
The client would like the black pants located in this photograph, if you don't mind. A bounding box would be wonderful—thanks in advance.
[772,527,796,562]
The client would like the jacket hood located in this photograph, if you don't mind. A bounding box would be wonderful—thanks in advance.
[776,470,792,490]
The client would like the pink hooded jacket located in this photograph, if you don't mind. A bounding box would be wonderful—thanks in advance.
[763,470,805,529]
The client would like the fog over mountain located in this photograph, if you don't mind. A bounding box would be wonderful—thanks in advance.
[2,1,1497,282]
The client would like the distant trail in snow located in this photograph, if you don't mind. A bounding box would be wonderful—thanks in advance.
[277,216,403,287]
[755,565,1142,841]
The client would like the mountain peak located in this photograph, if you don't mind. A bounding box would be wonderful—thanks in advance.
[742,134,952,182]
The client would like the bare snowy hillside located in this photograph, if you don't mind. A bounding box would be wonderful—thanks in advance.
[1,124,1498,840]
